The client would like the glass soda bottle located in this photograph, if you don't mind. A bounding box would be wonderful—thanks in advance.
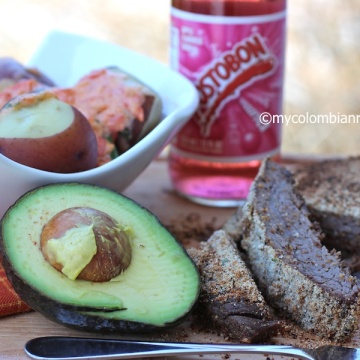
[169,0,287,207]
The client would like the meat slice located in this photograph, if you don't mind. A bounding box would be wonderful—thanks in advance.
[240,159,359,342]
[187,229,282,343]
[294,156,360,255]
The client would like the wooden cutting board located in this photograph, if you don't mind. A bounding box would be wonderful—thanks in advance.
[1,157,359,360]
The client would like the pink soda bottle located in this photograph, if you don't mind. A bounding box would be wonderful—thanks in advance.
[169,0,287,207]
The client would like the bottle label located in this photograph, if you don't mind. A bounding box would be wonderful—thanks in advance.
[170,8,286,162]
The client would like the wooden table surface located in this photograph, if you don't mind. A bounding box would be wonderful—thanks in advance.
[1,157,359,360]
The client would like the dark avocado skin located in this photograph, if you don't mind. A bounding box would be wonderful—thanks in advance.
[0,240,193,334]
[0,183,200,334]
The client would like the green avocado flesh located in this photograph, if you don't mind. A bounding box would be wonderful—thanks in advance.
[0,183,200,332]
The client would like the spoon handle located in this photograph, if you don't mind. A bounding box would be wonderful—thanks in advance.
[24,336,315,360]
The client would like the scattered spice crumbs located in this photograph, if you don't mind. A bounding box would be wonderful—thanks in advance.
[165,212,220,247]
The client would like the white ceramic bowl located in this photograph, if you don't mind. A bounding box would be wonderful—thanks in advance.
[0,30,199,218]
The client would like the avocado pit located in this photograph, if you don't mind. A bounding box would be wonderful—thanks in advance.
[40,207,132,282]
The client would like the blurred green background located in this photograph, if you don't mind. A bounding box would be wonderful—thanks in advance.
[0,0,358,156]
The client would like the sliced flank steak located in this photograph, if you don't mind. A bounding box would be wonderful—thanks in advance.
[240,159,359,342]
[294,156,360,255]
[188,229,282,343]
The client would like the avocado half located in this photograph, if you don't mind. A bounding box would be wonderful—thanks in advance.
[0,183,200,333]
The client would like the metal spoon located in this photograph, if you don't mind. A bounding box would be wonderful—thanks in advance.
[24,336,360,360]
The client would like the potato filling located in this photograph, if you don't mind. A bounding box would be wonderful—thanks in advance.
[40,207,132,282]
[0,92,73,138]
